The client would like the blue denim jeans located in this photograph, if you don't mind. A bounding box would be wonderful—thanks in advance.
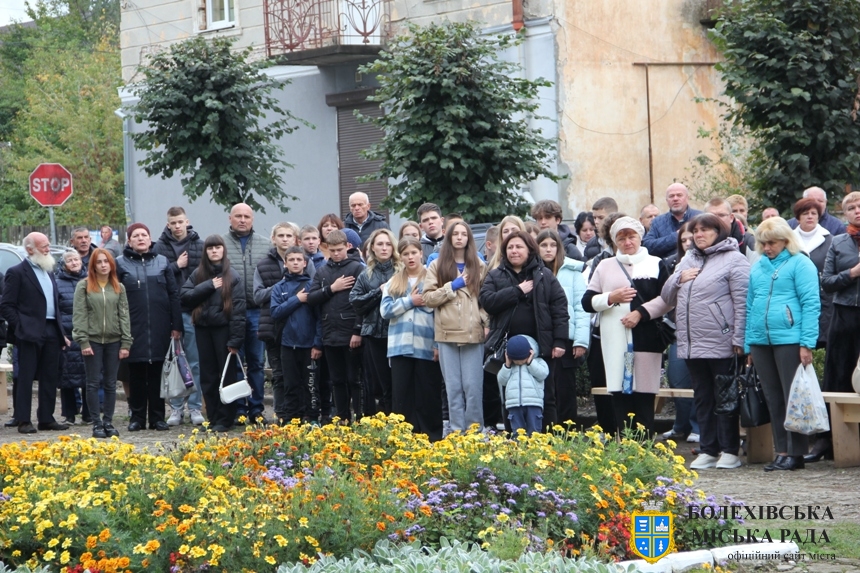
[508,405,543,436]
[237,308,265,415]
[169,312,202,412]
[667,343,699,435]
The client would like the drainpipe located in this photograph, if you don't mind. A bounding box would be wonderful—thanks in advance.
[512,0,524,32]
[114,108,134,224]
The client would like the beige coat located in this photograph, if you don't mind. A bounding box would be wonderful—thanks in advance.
[423,260,487,344]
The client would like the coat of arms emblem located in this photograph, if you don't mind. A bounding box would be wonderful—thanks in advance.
[630,500,675,563]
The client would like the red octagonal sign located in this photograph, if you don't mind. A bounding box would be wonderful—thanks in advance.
[29,163,74,207]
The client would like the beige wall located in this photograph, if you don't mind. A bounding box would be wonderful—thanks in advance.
[555,0,723,216]
[120,0,267,82]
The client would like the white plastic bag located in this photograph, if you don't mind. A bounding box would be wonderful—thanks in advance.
[852,353,860,395]
[784,364,829,435]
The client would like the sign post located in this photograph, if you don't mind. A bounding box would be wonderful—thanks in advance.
[29,163,74,244]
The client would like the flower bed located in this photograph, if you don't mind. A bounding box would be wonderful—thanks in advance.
[0,415,740,572]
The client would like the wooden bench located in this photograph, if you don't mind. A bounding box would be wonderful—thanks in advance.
[822,392,860,468]
[0,363,13,415]
[591,386,774,463]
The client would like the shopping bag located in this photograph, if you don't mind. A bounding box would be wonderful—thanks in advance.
[219,353,253,404]
[161,341,193,400]
[714,356,741,416]
[174,338,195,389]
[784,363,829,435]
[739,365,770,428]
[622,342,634,394]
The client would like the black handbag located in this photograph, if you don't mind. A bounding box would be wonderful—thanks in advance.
[616,260,675,347]
[739,365,770,428]
[484,304,517,376]
[714,355,741,416]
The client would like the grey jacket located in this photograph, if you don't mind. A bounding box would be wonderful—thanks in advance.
[222,228,271,309]
[661,238,749,359]
[822,234,860,307]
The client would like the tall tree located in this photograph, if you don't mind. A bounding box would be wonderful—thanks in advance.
[130,36,307,214]
[358,22,559,223]
[710,0,860,209]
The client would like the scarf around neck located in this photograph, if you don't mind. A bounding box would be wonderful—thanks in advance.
[847,223,860,247]
[793,224,829,254]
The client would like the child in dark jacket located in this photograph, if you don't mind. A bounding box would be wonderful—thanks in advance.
[306,230,365,422]
[270,247,323,424]
[498,335,548,436]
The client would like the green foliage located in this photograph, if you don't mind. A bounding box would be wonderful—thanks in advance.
[358,22,560,223]
[131,36,308,214]
[709,0,860,210]
[276,538,623,573]
[0,0,124,225]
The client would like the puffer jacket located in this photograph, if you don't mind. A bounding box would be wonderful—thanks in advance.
[116,246,183,362]
[497,335,548,410]
[479,256,569,359]
[822,234,860,307]
[343,210,390,248]
[744,249,820,353]
[557,224,585,262]
[72,279,133,351]
[222,228,270,309]
[661,238,749,359]
[253,247,286,343]
[349,260,395,338]
[270,271,322,349]
[555,258,590,348]
[56,267,87,389]
[423,259,486,344]
[180,267,246,349]
[306,249,365,346]
[153,226,204,304]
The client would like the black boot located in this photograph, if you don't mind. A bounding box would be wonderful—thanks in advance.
[92,424,107,439]
[803,437,832,463]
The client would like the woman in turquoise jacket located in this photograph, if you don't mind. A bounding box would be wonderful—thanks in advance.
[745,217,820,473]
[536,229,589,426]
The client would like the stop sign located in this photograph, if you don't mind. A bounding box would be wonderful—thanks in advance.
[29,163,74,207]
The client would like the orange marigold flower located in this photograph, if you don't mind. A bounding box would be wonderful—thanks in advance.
[86,536,98,549]
[98,529,111,543]
[376,522,386,531]
[404,511,415,520]
[418,505,432,517]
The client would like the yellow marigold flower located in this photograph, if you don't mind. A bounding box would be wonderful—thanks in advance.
[11,551,20,558]
[47,538,59,548]
[265,556,277,565]
[189,546,206,559]
[298,516,309,528]
[274,535,288,547]
[179,544,190,554]
[59,551,70,565]
[43,551,56,561]
[496,513,509,523]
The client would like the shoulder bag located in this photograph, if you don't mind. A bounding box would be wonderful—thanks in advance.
[714,355,742,416]
[219,353,253,404]
[161,339,193,400]
[739,365,770,428]
[483,303,518,376]
[616,260,675,348]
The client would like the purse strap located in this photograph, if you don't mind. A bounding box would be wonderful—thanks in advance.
[616,260,646,306]
[164,339,175,363]
[219,353,248,390]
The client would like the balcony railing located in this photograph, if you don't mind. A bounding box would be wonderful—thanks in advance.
[264,0,390,64]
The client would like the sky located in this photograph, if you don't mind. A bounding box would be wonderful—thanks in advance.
[0,0,32,27]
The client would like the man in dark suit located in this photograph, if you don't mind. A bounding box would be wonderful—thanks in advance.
[0,232,69,434]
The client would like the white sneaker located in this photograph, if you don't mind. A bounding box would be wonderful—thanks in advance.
[167,409,184,426]
[189,410,205,425]
[716,453,742,469]
[686,432,700,443]
[690,453,719,469]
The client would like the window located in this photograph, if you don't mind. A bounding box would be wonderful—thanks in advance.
[205,0,235,30]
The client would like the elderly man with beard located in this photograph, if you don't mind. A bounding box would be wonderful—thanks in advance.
[0,232,69,434]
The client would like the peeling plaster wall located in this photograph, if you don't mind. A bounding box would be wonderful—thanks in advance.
[554,0,723,216]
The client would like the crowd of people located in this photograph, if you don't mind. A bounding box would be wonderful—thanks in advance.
[0,186,858,473]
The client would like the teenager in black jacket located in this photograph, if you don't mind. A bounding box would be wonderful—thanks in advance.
[181,235,246,432]
[307,230,365,422]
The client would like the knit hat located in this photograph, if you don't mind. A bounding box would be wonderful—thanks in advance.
[126,222,151,239]
[609,216,645,244]
[343,229,362,250]
[506,335,532,361]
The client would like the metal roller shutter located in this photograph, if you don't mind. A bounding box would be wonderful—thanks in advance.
[337,102,388,221]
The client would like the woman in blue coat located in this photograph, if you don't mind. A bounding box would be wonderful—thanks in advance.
[745,217,820,472]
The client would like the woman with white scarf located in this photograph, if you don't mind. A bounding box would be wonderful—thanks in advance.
[791,197,833,350]
[581,217,672,435]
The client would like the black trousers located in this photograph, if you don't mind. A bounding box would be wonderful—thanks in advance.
[482,369,503,427]
[610,391,655,436]
[824,304,860,392]
[266,339,286,421]
[587,334,617,434]
[685,357,740,456]
[127,361,166,427]
[16,320,62,424]
[554,351,581,427]
[364,336,392,415]
[196,326,238,428]
[390,355,444,441]
[280,346,318,422]
[324,345,362,422]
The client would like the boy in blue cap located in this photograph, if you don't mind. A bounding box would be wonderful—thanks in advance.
[498,334,548,436]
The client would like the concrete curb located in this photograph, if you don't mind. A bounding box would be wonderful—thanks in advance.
[616,542,799,572]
